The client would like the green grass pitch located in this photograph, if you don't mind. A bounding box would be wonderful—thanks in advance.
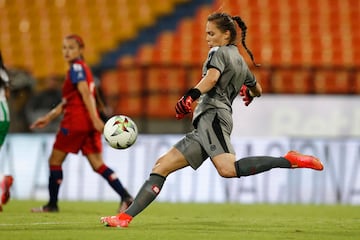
[0,200,359,240]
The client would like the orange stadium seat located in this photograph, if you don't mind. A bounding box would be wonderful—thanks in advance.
[313,69,351,94]
[101,68,143,117]
[100,70,121,112]
[352,70,360,94]
[173,19,193,64]
[352,35,360,66]
[135,44,155,65]
[271,68,312,94]
[191,6,213,64]
[251,67,271,93]
[153,31,176,64]
[115,68,143,117]
[144,67,187,118]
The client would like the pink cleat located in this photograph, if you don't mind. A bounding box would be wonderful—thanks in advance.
[284,151,324,171]
[100,213,133,228]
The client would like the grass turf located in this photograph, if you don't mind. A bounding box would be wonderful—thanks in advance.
[0,200,359,240]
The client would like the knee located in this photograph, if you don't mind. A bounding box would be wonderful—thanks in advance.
[212,153,237,178]
[216,165,236,178]
[151,158,166,174]
[151,156,173,177]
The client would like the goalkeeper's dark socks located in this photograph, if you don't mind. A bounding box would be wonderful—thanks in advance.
[234,156,291,177]
[125,173,166,217]
[49,165,63,204]
[96,164,130,199]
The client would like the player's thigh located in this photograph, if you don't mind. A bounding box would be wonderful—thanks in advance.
[174,131,208,170]
[152,147,190,177]
[83,131,103,170]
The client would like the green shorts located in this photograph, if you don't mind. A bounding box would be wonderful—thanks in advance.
[174,109,235,170]
[0,121,10,146]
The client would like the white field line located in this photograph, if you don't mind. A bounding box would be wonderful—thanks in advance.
[0,221,92,226]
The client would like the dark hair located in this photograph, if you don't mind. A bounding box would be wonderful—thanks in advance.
[207,12,260,67]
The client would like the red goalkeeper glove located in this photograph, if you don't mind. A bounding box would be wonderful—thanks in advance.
[239,85,254,106]
[175,88,201,120]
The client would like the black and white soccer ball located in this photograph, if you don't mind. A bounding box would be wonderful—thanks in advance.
[103,115,138,149]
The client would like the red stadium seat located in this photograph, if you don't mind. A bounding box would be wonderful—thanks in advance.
[271,68,312,94]
[144,67,187,118]
[135,44,155,65]
[101,68,143,117]
[353,71,360,94]
[251,67,271,93]
[153,31,176,64]
[313,69,351,94]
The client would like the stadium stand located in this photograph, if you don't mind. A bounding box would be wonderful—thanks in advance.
[99,0,360,119]
[1,0,359,123]
[0,0,190,88]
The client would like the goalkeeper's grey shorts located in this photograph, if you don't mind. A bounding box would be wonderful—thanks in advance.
[174,109,235,170]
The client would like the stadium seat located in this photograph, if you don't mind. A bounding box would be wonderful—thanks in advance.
[271,68,312,94]
[353,70,360,94]
[313,69,351,94]
[100,70,121,114]
[173,18,194,64]
[135,44,155,65]
[251,67,271,93]
[144,67,187,118]
[100,68,143,117]
[153,31,176,64]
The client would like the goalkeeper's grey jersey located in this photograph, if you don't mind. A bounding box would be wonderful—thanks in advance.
[192,44,257,124]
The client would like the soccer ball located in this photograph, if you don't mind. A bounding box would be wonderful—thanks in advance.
[103,115,138,149]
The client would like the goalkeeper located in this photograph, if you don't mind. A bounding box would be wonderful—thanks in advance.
[101,12,324,228]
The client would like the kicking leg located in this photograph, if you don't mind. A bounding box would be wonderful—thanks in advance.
[235,151,323,177]
[101,147,189,227]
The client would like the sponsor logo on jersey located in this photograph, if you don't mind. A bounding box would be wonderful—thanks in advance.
[72,63,85,80]
[73,63,83,71]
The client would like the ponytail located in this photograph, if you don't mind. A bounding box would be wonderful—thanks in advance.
[232,16,260,67]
